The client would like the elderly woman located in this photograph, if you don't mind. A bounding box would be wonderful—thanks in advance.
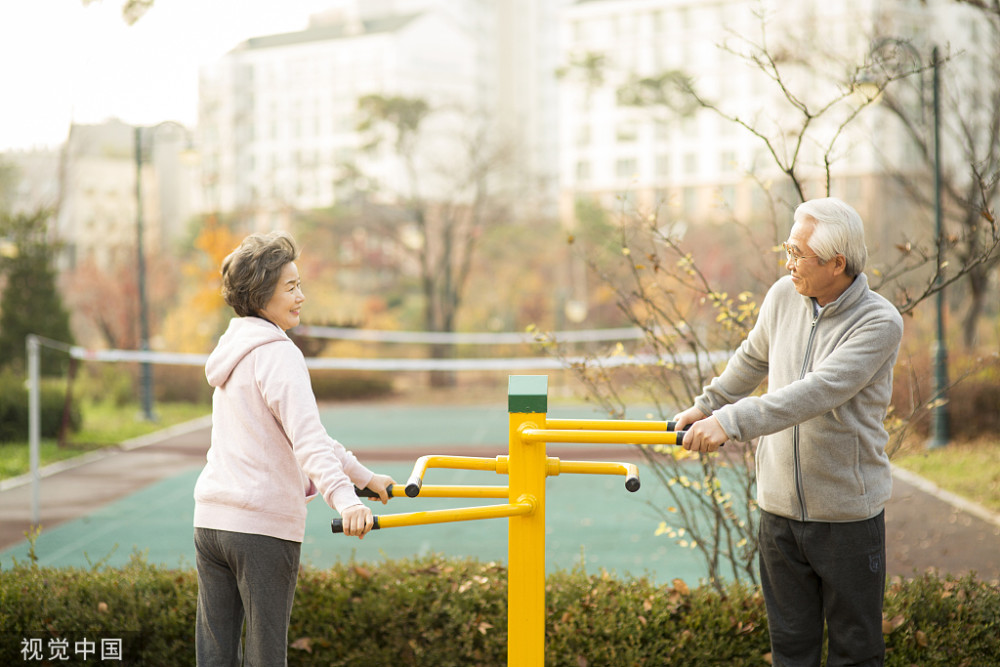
[193,231,394,666]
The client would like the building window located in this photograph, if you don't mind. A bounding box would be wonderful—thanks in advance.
[719,185,736,209]
[683,153,698,175]
[616,158,638,179]
[720,151,737,173]
[656,154,671,179]
[576,160,591,182]
[683,187,698,215]
[654,122,671,143]
[616,122,638,143]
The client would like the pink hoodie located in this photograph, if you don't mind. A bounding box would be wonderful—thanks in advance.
[193,317,374,542]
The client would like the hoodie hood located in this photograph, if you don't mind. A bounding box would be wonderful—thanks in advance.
[206,317,289,388]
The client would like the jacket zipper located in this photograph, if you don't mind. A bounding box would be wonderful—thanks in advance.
[793,307,822,521]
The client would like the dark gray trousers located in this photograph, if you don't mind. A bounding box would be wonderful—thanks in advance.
[194,528,301,667]
[758,509,886,667]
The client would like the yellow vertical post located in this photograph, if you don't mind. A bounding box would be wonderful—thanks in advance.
[507,375,548,667]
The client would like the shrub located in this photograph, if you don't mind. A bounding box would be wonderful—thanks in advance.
[2,554,999,665]
[152,364,213,404]
[309,369,394,401]
[74,364,136,409]
[0,369,81,443]
[892,354,1000,441]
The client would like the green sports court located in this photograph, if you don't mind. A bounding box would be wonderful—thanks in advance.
[1,401,715,587]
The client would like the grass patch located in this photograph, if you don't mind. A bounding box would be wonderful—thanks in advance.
[69,401,210,446]
[0,440,104,480]
[0,401,210,481]
[893,437,1000,514]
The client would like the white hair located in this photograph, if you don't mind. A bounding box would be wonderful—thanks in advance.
[794,197,868,277]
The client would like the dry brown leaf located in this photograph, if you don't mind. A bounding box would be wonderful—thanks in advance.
[882,614,906,634]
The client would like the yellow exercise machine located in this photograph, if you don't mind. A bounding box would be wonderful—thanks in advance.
[331,375,688,666]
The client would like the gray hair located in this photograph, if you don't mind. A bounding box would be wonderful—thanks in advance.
[221,231,300,317]
[794,197,868,277]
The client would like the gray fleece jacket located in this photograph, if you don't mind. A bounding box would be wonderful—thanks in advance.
[694,273,903,522]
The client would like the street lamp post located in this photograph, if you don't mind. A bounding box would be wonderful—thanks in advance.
[859,38,949,449]
[134,126,155,422]
[927,46,950,450]
[133,120,191,422]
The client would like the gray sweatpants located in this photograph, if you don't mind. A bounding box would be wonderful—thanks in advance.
[194,527,301,667]
[758,509,886,667]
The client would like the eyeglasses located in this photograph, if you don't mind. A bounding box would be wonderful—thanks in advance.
[782,242,819,264]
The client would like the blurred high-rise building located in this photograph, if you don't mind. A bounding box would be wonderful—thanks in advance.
[556,0,994,260]
[197,0,569,228]
[2,119,198,271]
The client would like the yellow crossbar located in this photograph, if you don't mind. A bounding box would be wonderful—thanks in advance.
[520,428,683,446]
[545,418,673,431]
[547,458,638,479]
[546,458,640,492]
[376,498,535,530]
[406,454,508,496]
[399,484,508,499]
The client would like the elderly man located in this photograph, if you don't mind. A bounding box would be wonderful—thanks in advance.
[674,197,903,666]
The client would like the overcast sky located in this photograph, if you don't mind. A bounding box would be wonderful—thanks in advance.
[0,0,340,151]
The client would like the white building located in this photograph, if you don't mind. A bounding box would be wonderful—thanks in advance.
[197,0,571,226]
[52,119,199,270]
[198,5,478,229]
[555,0,987,249]
[0,149,61,217]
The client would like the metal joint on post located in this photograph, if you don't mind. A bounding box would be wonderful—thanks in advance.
[515,494,538,515]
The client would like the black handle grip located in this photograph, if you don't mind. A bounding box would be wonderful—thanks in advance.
[404,476,422,498]
[671,428,725,448]
[354,484,394,499]
[666,421,693,449]
[625,475,640,493]
[331,516,381,534]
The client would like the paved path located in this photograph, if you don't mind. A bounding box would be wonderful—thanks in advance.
[2,413,998,581]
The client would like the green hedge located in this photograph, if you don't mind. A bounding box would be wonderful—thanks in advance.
[0,370,80,443]
[309,369,394,401]
[1,554,998,666]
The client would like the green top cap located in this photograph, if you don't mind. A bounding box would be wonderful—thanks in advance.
[508,375,548,413]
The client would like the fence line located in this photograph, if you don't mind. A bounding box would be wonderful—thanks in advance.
[295,324,650,345]
[65,347,729,372]
[24,333,729,526]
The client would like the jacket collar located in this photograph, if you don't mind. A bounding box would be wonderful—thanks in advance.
[800,272,869,316]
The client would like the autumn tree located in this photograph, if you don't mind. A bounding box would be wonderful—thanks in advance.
[158,216,239,353]
[862,11,1000,347]
[345,94,517,385]
[549,3,999,591]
